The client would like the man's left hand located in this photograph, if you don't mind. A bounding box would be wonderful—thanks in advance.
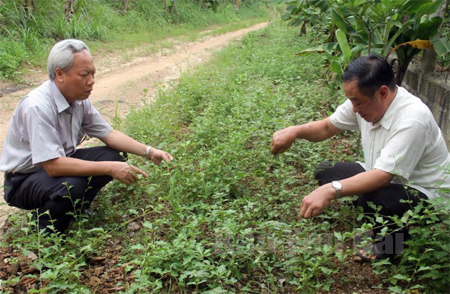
[300,184,335,219]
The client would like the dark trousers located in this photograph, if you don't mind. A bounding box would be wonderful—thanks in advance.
[4,146,124,233]
[314,161,428,256]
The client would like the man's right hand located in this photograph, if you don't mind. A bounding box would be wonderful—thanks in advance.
[149,148,173,165]
[111,162,147,186]
[270,126,298,155]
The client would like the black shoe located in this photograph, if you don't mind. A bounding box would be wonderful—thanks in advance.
[31,211,71,236]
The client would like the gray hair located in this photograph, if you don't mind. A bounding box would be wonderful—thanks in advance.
[47,39,90,80]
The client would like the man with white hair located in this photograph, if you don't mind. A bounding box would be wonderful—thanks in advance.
[1,39,173,234]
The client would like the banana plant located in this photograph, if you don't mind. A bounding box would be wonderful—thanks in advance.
[331,0,449,85]
[270,0,332,35]
[390,0,447,84]
[279,0,450,86]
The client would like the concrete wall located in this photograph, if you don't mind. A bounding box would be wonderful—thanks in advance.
[402,66,450,148]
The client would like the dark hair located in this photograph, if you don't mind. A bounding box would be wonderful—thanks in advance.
[342,54,396,98]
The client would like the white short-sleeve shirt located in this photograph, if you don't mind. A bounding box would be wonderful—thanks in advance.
[0,81,112,174]
[330,86,450,199]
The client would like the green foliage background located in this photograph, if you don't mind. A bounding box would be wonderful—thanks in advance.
[0,3,448,293]
[0,0,268,80]
[271,0,450,86]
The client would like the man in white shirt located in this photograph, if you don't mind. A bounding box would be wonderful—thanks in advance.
[1,39,173,234]
[271,54,450,260]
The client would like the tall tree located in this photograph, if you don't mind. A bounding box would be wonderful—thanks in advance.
[420,0,449,75]
[164,0,178,14]
[64,0,74,21]
[122,0,130,13]
[24,0,35,17]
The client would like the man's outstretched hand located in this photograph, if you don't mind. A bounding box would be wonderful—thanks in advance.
[149,148,173,165]
[271,126,298,155]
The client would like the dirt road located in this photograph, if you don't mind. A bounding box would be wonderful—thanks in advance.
[0,22,269,234]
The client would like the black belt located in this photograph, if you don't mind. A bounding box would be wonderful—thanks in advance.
[4,172,25,181]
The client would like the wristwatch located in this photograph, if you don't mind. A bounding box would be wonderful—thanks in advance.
[332,181,342,198]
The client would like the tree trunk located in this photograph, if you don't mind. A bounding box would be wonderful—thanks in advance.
[419,0,448,76]
[24,0,35,17]
[420,49,437,76]
[64,0,74,22]
[300,21,308,36]
[122,0,129,13]
[164,0,178,14]
[396,47,419,86]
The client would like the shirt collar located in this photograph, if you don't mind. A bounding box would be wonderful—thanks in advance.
[49,81,82,113]
[372,86,400,130]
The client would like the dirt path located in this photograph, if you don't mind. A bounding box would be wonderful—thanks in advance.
[0,22,269,235]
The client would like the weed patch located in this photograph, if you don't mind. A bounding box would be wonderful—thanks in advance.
[1,23,449,294]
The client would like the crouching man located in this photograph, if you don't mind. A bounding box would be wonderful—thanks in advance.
[0,39,173,234]
[271,54,450,260]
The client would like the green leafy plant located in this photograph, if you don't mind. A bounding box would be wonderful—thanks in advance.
[274,0,450,86]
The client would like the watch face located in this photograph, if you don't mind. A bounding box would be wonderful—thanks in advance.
[332,181,342,198]
[333,181,342,190]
